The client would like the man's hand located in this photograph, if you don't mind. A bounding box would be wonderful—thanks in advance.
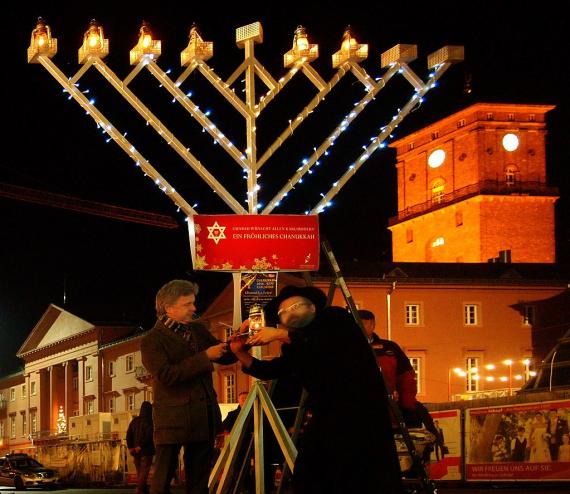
[229,319,252,354]
[206,342,228,361]
[247,327,289,346]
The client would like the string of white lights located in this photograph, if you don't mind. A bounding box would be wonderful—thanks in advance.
[37,55,196,217]
[310,61,454,214]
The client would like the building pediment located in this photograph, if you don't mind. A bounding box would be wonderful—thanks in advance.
[17,304,95,358]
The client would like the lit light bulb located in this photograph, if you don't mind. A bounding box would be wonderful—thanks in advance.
[294,26,309,51]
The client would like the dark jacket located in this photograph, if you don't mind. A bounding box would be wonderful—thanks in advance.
[126,401,155,457]
[141,319,237,444]
[221,406,241,433]
[243,306,402,494]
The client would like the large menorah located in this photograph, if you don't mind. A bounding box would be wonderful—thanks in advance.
[27,18,462,493]
[27,18,462,219]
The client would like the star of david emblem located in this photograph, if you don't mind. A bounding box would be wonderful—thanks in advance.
[207,221,227,245]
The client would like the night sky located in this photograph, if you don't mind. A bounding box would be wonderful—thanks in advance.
[1,2,569,375]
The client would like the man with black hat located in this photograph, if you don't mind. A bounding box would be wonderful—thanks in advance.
[230,285,402,494]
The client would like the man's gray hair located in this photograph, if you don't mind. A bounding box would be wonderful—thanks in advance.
[155,279,199,316]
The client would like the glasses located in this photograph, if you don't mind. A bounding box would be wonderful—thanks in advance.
[277,301,312,317]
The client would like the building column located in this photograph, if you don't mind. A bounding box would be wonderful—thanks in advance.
[77,357,85,416]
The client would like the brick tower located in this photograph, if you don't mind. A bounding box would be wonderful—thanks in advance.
[388,103,558,263]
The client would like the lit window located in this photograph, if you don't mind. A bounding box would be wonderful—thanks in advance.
[409,357,422,394]
[405,304,421,325]
[505,165,518,185]
[87,400,95,415]
[30,381,36,396]
[523,305,535,326]
[464,304,479,326]
[223,374,236,403]
[431,179,445,203]
[10,388,15,401]
[21,413,27,436]
[126,355,134,373]
[127,394,135,411]
[30,411,37,434]
[85,365,93,382]
[21,385,26,398]
[10,416,16,438]
[432,237,445,248]
[428,149,445,168]
[466,357,480,392]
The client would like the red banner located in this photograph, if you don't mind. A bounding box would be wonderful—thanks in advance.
[189,214,320,271]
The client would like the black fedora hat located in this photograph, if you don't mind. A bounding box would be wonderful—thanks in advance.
[263,285,328,326]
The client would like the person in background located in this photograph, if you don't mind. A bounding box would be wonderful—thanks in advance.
[141,279,237,494]
[357,309,418,424]
[231,285,402,494]
[433,420,447,461]
[221,391,249,434]
[126,401,155,494]
[511,426,528,462]
[546,409,569,461]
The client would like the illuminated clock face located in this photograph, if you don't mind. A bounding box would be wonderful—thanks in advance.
[502,133,519,152]
[428,149,446,168]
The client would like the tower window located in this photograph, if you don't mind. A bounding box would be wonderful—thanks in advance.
[505,165,519,185]
[457,119,466,128]
[456,211,463,227]
[406,229,414,243]
[486,113,494,120]
[508,113,515,121]
[431,131,439,140]
[408,142,415,151]
[528,114,535,122]
[431,179,445,203]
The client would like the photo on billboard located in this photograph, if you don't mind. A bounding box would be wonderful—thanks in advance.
[465,399,570,481]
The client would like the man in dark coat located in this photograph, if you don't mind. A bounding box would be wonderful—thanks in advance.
[141,279,237,494]
[127,401,155,494]
[546,408,569,461]
[230,285,402,494]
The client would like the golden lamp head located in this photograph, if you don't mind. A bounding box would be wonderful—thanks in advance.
[28,17,58,63]
[181,23,213,66]
[78,19,109,64]
[283,25,318,68]
[332,25,368,68]
[130,21,161,65]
